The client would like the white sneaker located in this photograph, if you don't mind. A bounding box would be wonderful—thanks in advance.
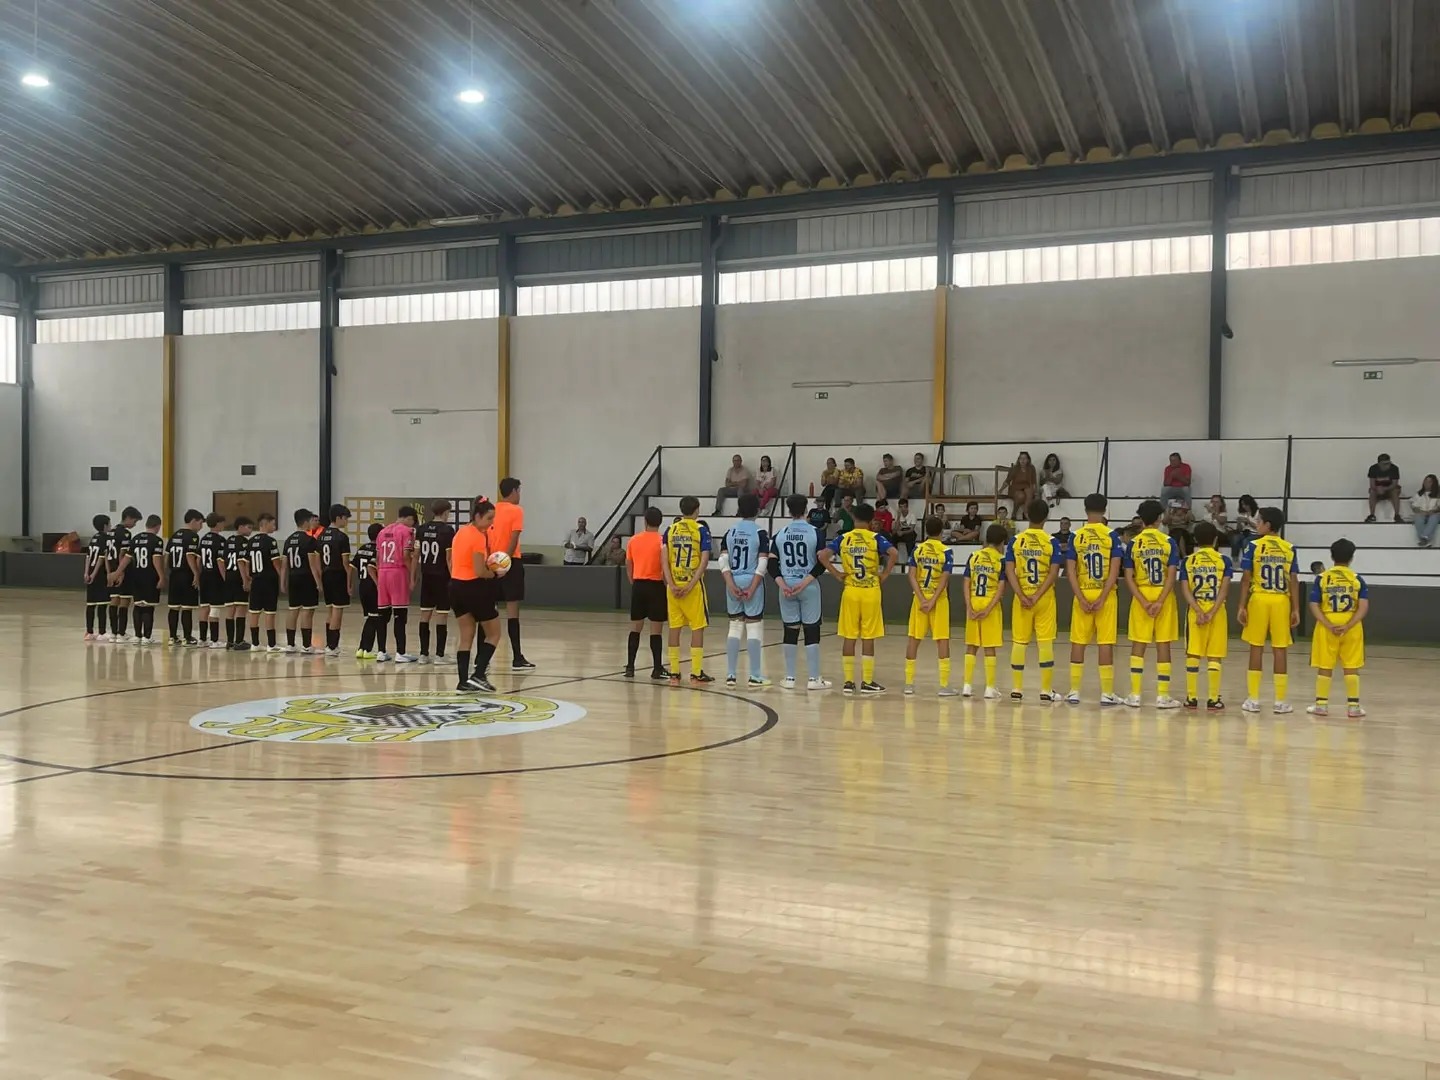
[903,685,915,696]
[376,652,392,662]
[209,640,227,650]
[324,647,341,658]
[806,677,831,691]
[433,655,453,666]
[266,645,283,654]
[983,687,1002,700]
[417,655,431,665]
[1347,705,1366,719]
[747,677,771,688]
[394,654,418,664]
[1038,691,1060,704]
[122,634,137,644]
[1307,704,1329,716]
[1273,701,1294,715]
[961,683,973,698]
[1123,694,1142,708]
[781,676,796,690]
[1100,692,1123,706]
[1065,691,1081,705]
[1155,696,1182,710]
[101,633,116,643]
[299,646,314,655]
[1241,698,1262,713]
[938,686,959,697]
[281,644,296,654]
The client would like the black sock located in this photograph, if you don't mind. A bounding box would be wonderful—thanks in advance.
[181,610,193,640]
[650,633,663,670]
[86,606,96,634]
[419,622,431,656]
[377,612,390,652]
[168,609,180,640]
[627,631,640,668]
[327,627,339,650]
[476,640,496,677]
[116,608,129,637]
[250,624,260,646]
[109,605,119,635]
[198,617,209,643]
[136,608,149,638]
[226,617,236,644]
[97,605,108,636]
[267,628,277,648]
[393,609,408,655]
[286,627,296,647]
[456,650,471,685]
[209,620,220,643]
[301,626,312,650]
[508,617,522,659]
[435,624,447,657]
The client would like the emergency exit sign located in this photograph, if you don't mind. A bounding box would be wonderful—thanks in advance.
[814,391,829,399]
[1363,370,1383,380]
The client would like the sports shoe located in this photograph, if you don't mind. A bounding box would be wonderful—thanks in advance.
[622,666,636,679]
[860,681,886,695]
[355,650,376,661]
[394,654,418,664]
[807,677,832,691]
[725,676,738,688]
[1123,694,1142,708]
[962,684,973,698]
[183,638,199,648]
[1155,696,1182,710]
[281,644,296,654]
[266,645,283,654]
[1010,690,1023,702]
[938,686,960,698]
[984,687,1003,700]
[1364,514,1377,523]
[376,652,392,662]
[1100,692,1123,706]
[1065,691,1081,705]
[167,638,181,648]
[651,668,671,681]
[903,685,915,696]
[298,646,314,655]
[1241,698,1262,713]
[1306,703,1329,716]
[122,634,137,645]
[690,671,714,684]
[417,655,432,666]
[323,647,340,658]
[83,632,95,642]
[1184,697,1199,710]
[668,673,680,686]
[209,640,227,650]
[100,633,116,643]
[1273,701,1294,715]
[513,658,537,671]
[781,676,796,690]
[1347,704,1366,719]
[1206,698,1225,711]
[232,641,251,652]
[842,681,856,695]
[458,676,495,693]
[1039,691,1060,704]
[747,677,770,688]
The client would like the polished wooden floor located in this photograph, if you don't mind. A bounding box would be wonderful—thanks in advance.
[2,588,1439,1079]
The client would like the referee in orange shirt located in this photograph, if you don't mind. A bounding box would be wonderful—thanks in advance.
[624,507,669,679]
[488,477,533,670]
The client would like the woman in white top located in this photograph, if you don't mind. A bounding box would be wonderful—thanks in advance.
[1412,473,1440,546]
[756,455,779,511]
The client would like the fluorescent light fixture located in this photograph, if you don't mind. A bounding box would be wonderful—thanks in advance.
[456,88,485,105]
[1332,357,1436,367]
[429,214,484,226]
[790,380,855,389]
[391,408,441,416]
[20,71,49,88]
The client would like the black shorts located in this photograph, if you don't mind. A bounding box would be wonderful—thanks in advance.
[199,571,227,608]
[419,573,450,611]
[225,572,249,606]
[450,577,498,623]
[497,558,525,602]
[358,579,380,618]
[114,566,136,599]
[86,576,111,605]
[168,572,199,609]
[248,575,279,614]
[131,570,161,606]
[322,570,350,608]
[288,574,320,610]
[630,579,667,623]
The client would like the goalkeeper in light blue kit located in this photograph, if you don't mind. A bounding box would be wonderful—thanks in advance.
[771,494,830,691]
[721,494,771,688]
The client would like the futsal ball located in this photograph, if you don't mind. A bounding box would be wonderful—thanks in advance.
[488,551,512,576]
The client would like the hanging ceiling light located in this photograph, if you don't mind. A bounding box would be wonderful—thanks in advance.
[456,88,485,105]
[20,71,49,88]
[456,1,484,105]
[21,0,48,88]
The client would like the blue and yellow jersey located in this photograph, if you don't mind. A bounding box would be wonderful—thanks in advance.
[1240,534,1298,595]
[1068,521,1121,598]
[662,518,711,586]
[828,529,892,590]
[1004,527,1062,597]
[1122,527,1180,601]
[1180,547,1232,614]
[910,538,953,600]
[964,546,1004,603]
[1310,565,1367,626]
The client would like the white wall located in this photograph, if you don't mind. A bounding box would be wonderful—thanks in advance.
[1224,259,1440,437]
[175,331,318,518]
[948,274,1210,441]
[513,308,699,544]
[31,339,163,534]
[0,383,22,538]
[714,292,934,444]
[334,320,498,500]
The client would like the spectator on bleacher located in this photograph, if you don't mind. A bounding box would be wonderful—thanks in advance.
[1411,474,1440,546]
[902,453,931,499]
[1165,500,1195,557]
[756,455,779,511]
[596,535,626,567]
[873,499,894,541]
[1040,454,1067,506]
[1052,516,1074,550]
[875,454,904,501]
[834,494,856,536]
[1161,452,1192,506]
[893,499,919,558]
[562,517,595,566]
[807,498,829,535]
[1205,494,1229,540]
[993,505,1016,540]
[713,454,755,515]
[819,457,840,508]
[947,502,983,544]
[1366,453,1403,522]
[1231,494,1259,559]
[838,458,865,500]
[999,452,1037,514]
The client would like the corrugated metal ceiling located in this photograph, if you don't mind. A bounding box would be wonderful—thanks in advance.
[1,0,1436,263]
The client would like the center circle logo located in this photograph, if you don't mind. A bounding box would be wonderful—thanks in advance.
[190,691,587,745]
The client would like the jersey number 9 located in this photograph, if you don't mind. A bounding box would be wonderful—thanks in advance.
[1024,556,1040,586]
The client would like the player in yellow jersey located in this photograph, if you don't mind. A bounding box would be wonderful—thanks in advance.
[1122,499,1183,709]
[1307,538,1368,719]
[1177,521,1231,711]
[820,503,897,695]
[1237,506,1300,714]
[1064,493,1123,706]
[904,516,957,697]
[661,496,714,686]
[1003,499,1064,702]
[962,524,1008,699]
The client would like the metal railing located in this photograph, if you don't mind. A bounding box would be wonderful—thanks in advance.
[768,441,798,533]
[588,444,661,563]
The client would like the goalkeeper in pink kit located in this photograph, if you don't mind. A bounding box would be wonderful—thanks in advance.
[374,506,419,663]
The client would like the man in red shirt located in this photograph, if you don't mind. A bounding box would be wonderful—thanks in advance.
[487,477,533,670]
[1161,453,1192,506]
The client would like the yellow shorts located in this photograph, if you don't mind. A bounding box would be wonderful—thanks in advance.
[1242,593,1293,648]
[1311,623,1364,670]
[1069,591,1117,646]
[966,608,1003,649]
[1128,594,1179,644]
[1186,609,1228,658]
[838,588,884,640]
[1010,592,1056,644]
[907,594,950,641]
[666,582,708,631]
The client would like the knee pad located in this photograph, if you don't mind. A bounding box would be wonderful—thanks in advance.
[803,621,821,646]
[728,619,745,641]
[782,624,800,645]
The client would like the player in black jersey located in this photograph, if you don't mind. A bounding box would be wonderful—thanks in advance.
[196,513,229,649]
[165,509,205,646]
[247,513,283,651]
[282,509,323,653]
[84,514,111,640]
[354,523,389,660]
[105,506,142,642]
[226,517,255,650]
[317,504,353,656]
[416,500,456,664]
[118,515,167,644]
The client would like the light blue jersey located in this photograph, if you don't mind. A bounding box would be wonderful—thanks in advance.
[771,520,821,584]
[722,520,768,588]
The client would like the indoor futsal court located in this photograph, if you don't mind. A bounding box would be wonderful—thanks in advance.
[3,589,1440,1079]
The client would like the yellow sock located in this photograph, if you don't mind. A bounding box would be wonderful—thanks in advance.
[843,655,855,684]
[984,655,997,687]
[1208,661,1222,699]
[964,653,976,685]
[1010,644,1026,691]
[1069,662,1083,693]
[1130,656,1144,697]
[904,659,916,687]
[691,647,704,675]
[1185,658,1200,700]
[1247,668,1262,700]
[1274,672,1288,702]
[1099,664,1114,695]
[1038,641,1055,693]
[1314,673,1331,705]
[669,646,680,674]
[862,656,875,684]
[1157,661,1171,698]
[938,657,951,688]
[1345,673,1360,705]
